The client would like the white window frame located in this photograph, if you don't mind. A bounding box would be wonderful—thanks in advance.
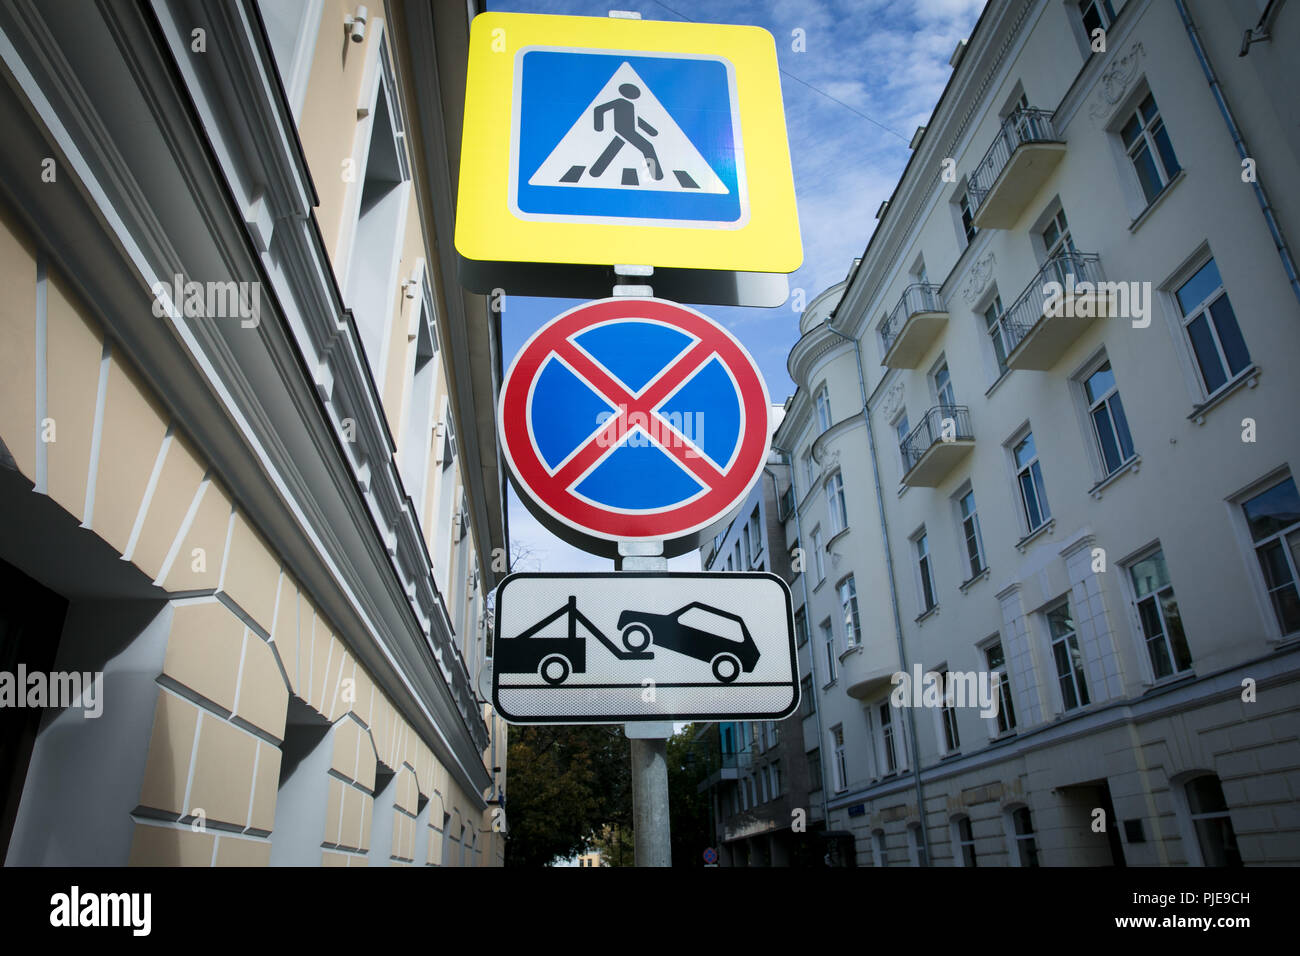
[815,385,833,433]
[1231,470,1300,642]
[877,699,902,775]
[933,665,960,756]
[931,355,956,409]
[979,634,1017,737]
[811,526,825,584]
[830,724,847,792]
[912,527,938,615]
[1005,805,1040,867]
[951,815,977,867]
[1173,255,1252,402]
[838,575,861,647]
[826,471,848,536]
[954,484,986,581]
[748,508,761,561]
[1122,544,1194,681]
[255,0,324,119]
[892,410,911,474]
[1009,426,1051,536]
[982,292,1011,380]
[821,618,837,684]
[1120,90,1180,207]
[1046,599,1090,712]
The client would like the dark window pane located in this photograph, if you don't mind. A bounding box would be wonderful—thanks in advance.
[1152,122,1181,178]
[1131,145,1163,203]
[1110,393,1136,461]
[1187,775,1229,814]
[1120,114,1142,148]
[1176,259,1223,315]
[1093,406,1123,474]
[1208,295,1250,376]
[1020,471,1042,529]
[1187,314,1227,393]
[1243,479,1300,541]
[1140,93,1158,122]
[1084,362,1115,404]
[1162,591,1193,671]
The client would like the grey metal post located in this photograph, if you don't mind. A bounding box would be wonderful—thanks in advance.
[620,539,672,866]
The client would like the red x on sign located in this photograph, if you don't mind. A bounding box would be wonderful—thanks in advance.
[500,298,771,552]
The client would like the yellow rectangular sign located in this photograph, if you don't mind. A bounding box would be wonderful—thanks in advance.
[455,12,802,274]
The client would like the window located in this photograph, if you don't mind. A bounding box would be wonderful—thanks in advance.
[748,509,761,560]
[839,576,862,646]
[953,817,977,867]
[1040,208,1078,286]
[770,761,782,798]
[758,768,768,803]
[985,641,1017,733]
[794,607,809,648]
[802,450,816,494]
[800,675,815,717]
[1128,549,1193,678]
[1240,476,1300,636]
[938,671,960,753]
[933,360,955,408]
[1047,600,1090,711]
[1121,92,1181,205]
[726,555,733,572]
[959,190,978,244]
[826,472,848,536]
[1079,0,1117,36]
[1176,258,1251,398]
[958,490,986,579]
[1183,775,1242,867]
[1009,806,1040,866]
[812,527,825,583]
[1013,431,1051,533]
[821,619,836,682]
[1084,361,1136,475]
[878,702,899,774]
[734,542,742,572]
[873,830,890,867]
[984,295,1010,377]
[915,531,937,613]
[831,725,847,792]
[807,748,823,793]
[893,413,911,471]
[815,386,832,433]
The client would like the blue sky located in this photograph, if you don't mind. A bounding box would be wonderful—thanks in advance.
[486,0,987,572]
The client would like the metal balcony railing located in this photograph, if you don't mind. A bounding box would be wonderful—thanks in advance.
[968,108,1060,212]
[900,405,973,474]
[879,283,945,357]
[999,251,1105,357]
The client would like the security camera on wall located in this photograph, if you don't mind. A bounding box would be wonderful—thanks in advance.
[346,5,368,44]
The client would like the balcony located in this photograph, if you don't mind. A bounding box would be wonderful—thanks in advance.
[843,639,901,700]
[998,252,1111,371]
[900,405,974,488]
[968,109,1066,229]
[879,283,947,368]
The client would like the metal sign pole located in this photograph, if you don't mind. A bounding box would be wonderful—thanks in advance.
[620,539,672,867]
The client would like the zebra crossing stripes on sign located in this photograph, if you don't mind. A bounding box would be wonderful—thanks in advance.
[511,49,747,227]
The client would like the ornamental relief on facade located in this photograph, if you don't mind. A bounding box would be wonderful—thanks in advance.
[1089,41,1145,123]
[960,250,996,305]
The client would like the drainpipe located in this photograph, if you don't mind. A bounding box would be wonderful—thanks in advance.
[764,458,831,834]
[822,315,932,866]
[1174,0,1300,308]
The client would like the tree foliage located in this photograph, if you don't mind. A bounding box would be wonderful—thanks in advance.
[666,725,712,866]
[503,724,631,867]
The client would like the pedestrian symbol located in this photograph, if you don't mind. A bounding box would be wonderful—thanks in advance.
[511,49,747,227]
[528,62,729,195]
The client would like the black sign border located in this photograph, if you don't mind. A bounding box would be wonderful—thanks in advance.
[491,571,800,725]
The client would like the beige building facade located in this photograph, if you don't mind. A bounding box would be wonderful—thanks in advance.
[0,0,507,865]
[775,0,1300,866]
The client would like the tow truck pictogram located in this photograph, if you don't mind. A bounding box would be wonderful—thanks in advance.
[494,596,761,685]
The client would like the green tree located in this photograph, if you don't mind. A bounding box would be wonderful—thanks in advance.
[667,725,712,866]
[503,724,631,867]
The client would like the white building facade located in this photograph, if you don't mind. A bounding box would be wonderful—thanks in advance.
[774,0,1300,866]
